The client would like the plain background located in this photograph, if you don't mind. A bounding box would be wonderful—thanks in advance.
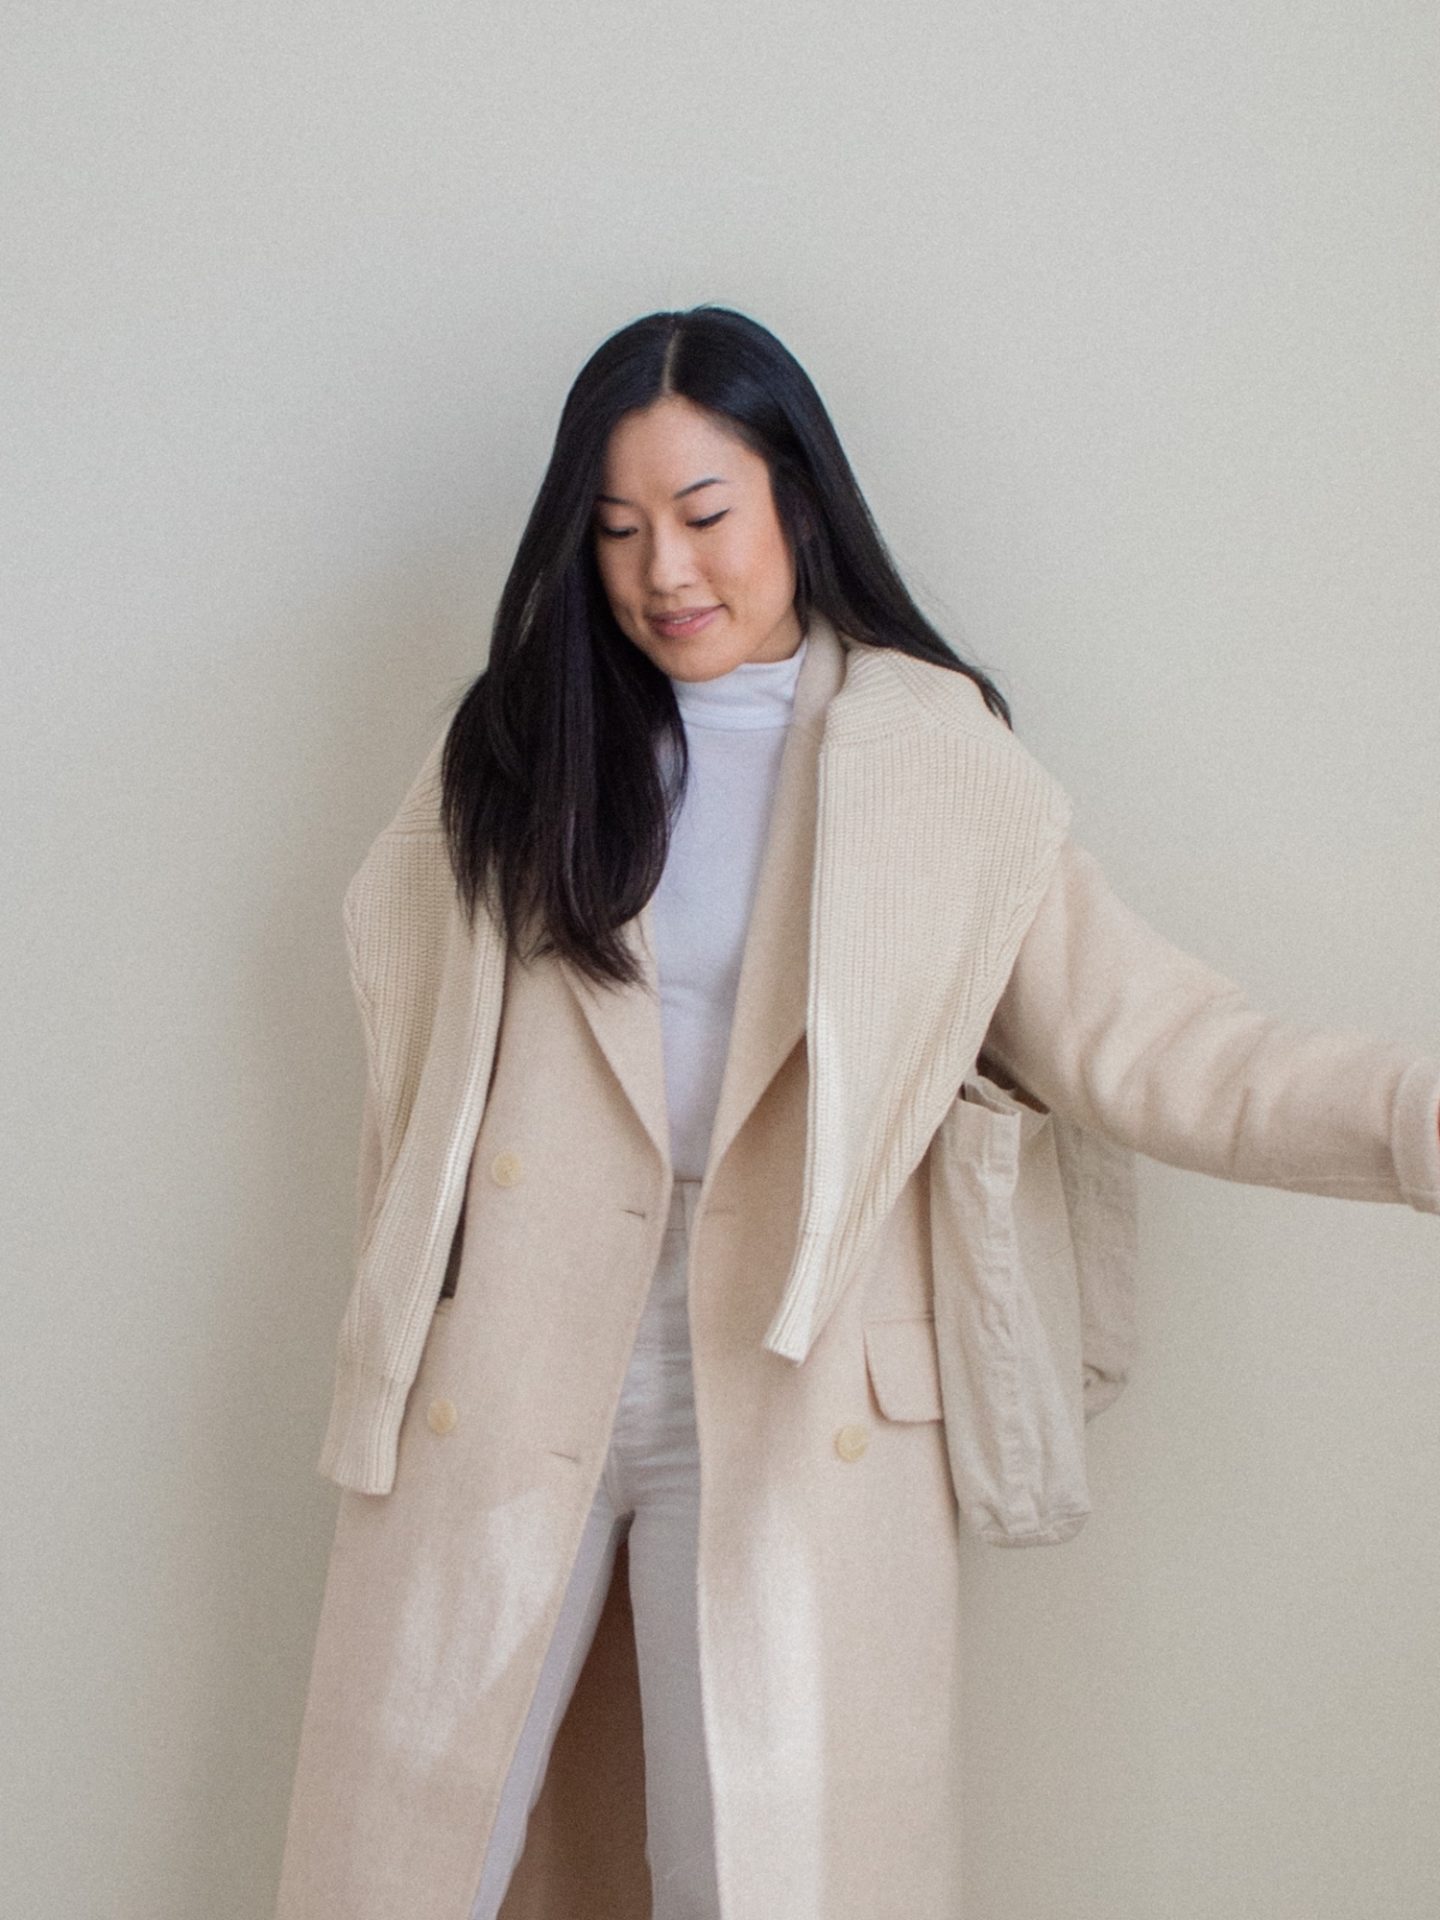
[4,4,1438,1916]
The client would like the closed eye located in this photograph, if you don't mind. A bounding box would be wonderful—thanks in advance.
[596,509,730,541]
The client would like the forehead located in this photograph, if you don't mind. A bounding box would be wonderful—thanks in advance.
[600,396,758,486]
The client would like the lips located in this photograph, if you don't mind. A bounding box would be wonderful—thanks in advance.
[648,605,721,638]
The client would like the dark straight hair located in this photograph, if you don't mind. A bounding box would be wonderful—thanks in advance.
[440,304,1013,990]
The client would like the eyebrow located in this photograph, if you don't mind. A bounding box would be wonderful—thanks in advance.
[594,476,728,507]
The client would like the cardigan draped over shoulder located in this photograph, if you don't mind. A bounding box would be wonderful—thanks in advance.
[319,613,1440,1502]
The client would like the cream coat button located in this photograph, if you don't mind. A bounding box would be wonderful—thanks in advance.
[490,1151,523,1187]
[427,1398,458,1435]
[835,1423,870,1461]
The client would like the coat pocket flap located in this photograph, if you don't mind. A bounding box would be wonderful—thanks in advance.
[863,1316,943,1422]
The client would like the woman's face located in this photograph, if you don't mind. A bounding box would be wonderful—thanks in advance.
[593,395,804,681]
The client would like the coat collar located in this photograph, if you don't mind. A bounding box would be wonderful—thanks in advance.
[558,612,1074,1361]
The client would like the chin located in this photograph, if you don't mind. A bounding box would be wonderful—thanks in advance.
[672,643,750,680]
[633,628,742,679]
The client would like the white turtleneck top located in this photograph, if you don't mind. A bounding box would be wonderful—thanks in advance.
[652,631,810,1178]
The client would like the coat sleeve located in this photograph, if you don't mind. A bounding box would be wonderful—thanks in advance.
[982,837,1440,1214]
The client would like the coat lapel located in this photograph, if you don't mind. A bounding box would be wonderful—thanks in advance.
[556,616,850,1179]
[701,616,849,1182]
[556,613,1075,1365]
[555,893,670,1169]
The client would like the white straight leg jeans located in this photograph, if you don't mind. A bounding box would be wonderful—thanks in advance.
[468,1176,722,1920]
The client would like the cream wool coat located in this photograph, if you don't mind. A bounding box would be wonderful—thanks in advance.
[274,614,1440,1920]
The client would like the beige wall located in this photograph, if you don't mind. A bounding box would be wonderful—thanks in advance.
[4,4,1438,1915]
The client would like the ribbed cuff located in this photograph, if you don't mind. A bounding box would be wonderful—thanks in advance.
[1391,1054,1440,1216]
[315,1361,411,1495]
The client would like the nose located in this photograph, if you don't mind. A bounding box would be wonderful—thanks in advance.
[643,521,700,596]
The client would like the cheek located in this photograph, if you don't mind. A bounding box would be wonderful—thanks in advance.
[595,541,632,606]
[751,520,796,601]
[717,524,787,600]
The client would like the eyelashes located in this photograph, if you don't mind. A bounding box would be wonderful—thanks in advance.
[597,510,729,541]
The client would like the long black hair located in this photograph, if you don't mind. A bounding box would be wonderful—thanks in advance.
[440,304,1013,990]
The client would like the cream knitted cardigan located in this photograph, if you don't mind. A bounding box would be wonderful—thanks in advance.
[322,631,1084,1491]
[321,619,1440,1495]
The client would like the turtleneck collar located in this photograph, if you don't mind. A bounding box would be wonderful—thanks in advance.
[669,629,810,731]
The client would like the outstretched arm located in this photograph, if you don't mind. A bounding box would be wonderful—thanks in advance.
[983,838,1440,1213]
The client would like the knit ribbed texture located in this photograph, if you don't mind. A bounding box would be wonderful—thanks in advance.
[1392,1054,1440,1213]
[318,734,508,1492]
[762,648,1073,1358]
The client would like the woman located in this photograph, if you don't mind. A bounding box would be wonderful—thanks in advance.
[274,306,1440,1920]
